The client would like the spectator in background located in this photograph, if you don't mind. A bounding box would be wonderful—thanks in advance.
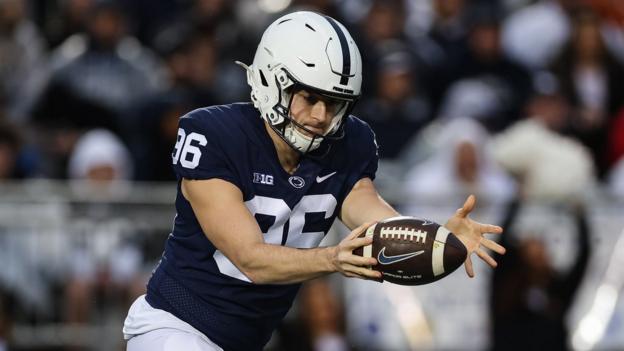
[355,45,431,159]
[153,25,219,107]
[161,0,251,103]
[117,0,186,46]
[429,0,468,57]
[68,129,133,184]
[0,95,37,178]
[189,0,251,61]
[0,292,12,351]
[403,117,515,207]
[607,107,624,197]
[550,10,624,178]
[0,104,47,345]
[65,129,144,325]
[131,94,193,181]
[0,121,24,179]
[31,1,165,178]
[586,0,624,64]
[585,0,624,57]
[131,26,219,181]
[491,84,595,201]
[426,0,469,105]
[501,0,573,70]
[280,277,349,351]
[608,107,624,168]
[437,76,508,130]
[352,0,410,99]
[490,198,590,351]
[192,0,255,99]
[0,0,46,121]
[42,0,95,49]
[442,3,532,131]
[608,155,624,198]
[298,278,348,351]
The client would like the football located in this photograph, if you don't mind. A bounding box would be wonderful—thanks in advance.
[353,216,467,285]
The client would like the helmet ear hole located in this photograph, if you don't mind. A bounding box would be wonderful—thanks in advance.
[276,71,290,87]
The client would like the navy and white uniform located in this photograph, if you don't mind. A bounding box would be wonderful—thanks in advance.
[142,103,378,351]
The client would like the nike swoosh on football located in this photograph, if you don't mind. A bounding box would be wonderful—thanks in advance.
[316,171,337,183]
[377,247,425,265]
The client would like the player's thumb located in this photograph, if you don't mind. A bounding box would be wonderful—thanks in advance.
[457,195,476,218]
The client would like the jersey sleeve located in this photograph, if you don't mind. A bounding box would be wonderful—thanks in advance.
[171,110,242,189]
[340,117,379,197]
[359,126,379,181]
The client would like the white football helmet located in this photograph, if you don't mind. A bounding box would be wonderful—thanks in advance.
[237,11,362,154]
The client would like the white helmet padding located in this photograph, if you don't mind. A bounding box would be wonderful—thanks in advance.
[237,11,362,155]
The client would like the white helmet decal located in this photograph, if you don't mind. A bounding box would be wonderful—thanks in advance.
[237,11,362,155]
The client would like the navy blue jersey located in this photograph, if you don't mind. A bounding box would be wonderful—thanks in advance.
[146,103,378,351]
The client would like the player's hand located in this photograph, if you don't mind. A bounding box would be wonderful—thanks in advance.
[444,195,505,278]
[330,221,382,281]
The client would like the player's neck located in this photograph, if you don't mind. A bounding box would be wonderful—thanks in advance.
[265,123,301,174]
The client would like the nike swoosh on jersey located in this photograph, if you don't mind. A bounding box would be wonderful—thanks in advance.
[316,171,337,183]
[377,247,425,265]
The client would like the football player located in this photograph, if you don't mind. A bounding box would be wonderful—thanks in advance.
[123,11,505,351]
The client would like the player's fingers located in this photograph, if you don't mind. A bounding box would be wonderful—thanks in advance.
[346,254,378,267]
[456,194,476,218]
[464,255,475,278]
[346,236,374,250]
[346,221,375,240]
[479,223,503,234]
[343,263,382,280]
[476,248,498,268]
[343,271,357,278]
[482,238,506,254]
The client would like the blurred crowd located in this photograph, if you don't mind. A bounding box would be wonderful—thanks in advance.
[1,0,624,191]
[1,0,623,350]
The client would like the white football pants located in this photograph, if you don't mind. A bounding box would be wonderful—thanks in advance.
[124,295,223,351]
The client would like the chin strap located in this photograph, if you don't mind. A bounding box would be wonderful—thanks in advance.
[284,123,323,153]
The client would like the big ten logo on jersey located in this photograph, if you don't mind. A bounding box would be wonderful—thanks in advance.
[214,194,337,282]
[172,128,207,169]
[253,173,274,185]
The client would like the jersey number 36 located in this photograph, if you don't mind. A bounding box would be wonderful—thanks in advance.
[172,128,207,169]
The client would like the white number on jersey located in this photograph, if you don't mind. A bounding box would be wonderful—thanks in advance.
[213,194,337,282]
[172,128,207,169]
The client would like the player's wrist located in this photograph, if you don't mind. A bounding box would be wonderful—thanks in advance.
[324,246,339,274]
